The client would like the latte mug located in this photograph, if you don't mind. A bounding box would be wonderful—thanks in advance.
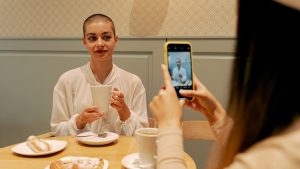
[90,85,112,113]
[135,127,158,168]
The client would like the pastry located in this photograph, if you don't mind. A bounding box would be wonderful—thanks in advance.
[26,135,51,153]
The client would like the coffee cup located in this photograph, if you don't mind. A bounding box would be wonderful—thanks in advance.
[90,85,112,113]
[135,127,158,167]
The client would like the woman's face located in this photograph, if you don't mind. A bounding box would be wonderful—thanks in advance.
[83,20,118,63]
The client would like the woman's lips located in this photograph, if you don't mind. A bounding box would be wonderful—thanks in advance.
[95,50,107,54]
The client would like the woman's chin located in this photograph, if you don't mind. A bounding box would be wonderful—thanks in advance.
[92,54,112,62]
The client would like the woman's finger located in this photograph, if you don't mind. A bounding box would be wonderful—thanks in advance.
[85,106,98,112]
[161,64,173,89]
[111,99,122,107]
[179,99,185,108]
[179,89,196,97]
[158,89,165,95]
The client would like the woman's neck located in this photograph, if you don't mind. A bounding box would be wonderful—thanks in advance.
[90,61,113,84]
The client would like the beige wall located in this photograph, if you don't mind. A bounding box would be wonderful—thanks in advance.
[0,0,236,38]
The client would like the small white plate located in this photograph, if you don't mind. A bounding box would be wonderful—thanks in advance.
[121,153,155,169]
[11,140,67,156]
[44,156,108,169]
[76,131,119,145]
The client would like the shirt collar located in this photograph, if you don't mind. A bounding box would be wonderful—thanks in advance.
[82,62,118,85]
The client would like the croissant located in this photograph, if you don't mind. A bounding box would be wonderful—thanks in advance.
[49,157,104,169]
[26,135,51,153]
[49,160,66,169]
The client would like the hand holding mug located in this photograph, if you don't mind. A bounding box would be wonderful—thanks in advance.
[110,88,131,121]
[76,106,104,129]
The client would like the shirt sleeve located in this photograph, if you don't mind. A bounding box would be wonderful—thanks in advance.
[225,130,300,169]
[50,80,84,136]
[211,115,234,145]
[157,127,187,169]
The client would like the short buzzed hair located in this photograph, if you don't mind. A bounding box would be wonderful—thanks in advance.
[83,14,116,36]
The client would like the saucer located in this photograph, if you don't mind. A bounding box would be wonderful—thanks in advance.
[121,153,155,169]
[11,140,67,156]
[76,131,119,145]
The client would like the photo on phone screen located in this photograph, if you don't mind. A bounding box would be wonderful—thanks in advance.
[165,42,193,99]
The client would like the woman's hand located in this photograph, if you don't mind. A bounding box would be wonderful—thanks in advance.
[110,88,131,121]
[76,106,104,129]
[180,74,226,125]
[149,64,185,129]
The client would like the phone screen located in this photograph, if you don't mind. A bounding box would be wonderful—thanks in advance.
[166,43,193,99]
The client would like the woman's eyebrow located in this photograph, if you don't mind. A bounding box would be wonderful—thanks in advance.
[102,32,112,35]
[86,32,112,36]
[86,33,96,36]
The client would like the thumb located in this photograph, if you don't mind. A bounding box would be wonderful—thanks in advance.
[179,99,185,108]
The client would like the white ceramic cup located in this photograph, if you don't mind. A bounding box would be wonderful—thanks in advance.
[90,85,112,113]
[135,127,158,167]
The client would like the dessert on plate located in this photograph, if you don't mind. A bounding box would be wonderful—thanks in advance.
[26,135,51,153]
[49,156,105,169]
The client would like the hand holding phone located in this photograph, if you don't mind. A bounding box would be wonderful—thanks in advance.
[164,41,194,100]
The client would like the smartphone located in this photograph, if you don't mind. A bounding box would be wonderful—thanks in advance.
[164,41,194,99]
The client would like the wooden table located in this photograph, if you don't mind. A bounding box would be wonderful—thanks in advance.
[0,135,196,169]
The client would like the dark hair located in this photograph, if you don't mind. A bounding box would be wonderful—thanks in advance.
[218,1,300,167]
[83,14,116,36]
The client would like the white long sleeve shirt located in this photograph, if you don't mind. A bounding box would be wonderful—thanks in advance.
[50,62,148,136]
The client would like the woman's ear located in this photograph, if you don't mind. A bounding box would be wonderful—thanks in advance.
[82,37,86,46]
[82,37,89,49]
[114,36,119,45]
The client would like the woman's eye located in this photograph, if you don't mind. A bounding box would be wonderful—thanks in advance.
[103,36,111,41]
[87,36,97,42]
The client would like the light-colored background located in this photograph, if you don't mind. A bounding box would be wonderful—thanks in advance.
[0,1,236,168]
[0,0,236,38]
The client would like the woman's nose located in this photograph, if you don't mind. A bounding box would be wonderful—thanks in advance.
[97,38,104,47]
